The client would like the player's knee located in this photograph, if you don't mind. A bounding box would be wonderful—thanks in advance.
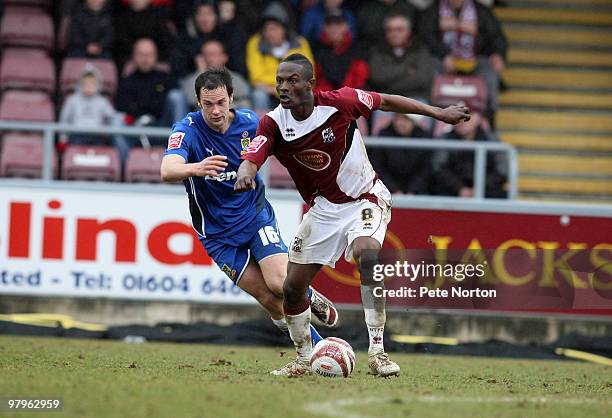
[355,243,380,286]
[282,276,307,306]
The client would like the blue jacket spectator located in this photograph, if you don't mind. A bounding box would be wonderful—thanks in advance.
[300,0,356,43]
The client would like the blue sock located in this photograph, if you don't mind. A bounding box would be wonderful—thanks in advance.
[310,324,323,346]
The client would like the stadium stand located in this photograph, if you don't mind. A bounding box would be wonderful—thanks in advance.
[0,133,56,178]
[267,156,295,189]
[0,7,54,51]
[0,48,56,94]
[0,90,55,121]
[495,0,612,202]
[61,145,121,182]
[125,147,165,183]
[2,0,52,9]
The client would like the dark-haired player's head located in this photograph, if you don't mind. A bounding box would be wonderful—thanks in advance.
[276,54,315,109]
[195,68,234,132]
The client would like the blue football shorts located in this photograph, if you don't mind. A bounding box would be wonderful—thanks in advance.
[200,202,288,285]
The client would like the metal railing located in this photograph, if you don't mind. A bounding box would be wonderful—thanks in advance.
[0,121,518,199]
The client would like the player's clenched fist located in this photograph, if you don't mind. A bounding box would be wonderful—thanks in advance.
[234,175,256,192]
[437,105,471,125]
[192,155,228,177]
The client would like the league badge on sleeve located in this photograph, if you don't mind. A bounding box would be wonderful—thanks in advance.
[355,89,374,110]
[167,132,185,150]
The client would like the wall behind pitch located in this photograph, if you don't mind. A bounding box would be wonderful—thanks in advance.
[0,186,302,304]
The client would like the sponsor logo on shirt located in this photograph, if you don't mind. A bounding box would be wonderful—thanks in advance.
[356,89,374,110]
[293,149,331,171]
[205,171,238,182]
[167,132,185,150]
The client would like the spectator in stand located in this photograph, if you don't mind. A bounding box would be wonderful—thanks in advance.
[59,67,119,144]
[115,38,187,130]
[300,0,356,44]
[369,113,433,195]
[313,10,367,93]
[114,0,175,69]
[180,39,252,109]
[246,2,313,113]
[67,0,113,58]
[356,0,416,53]
[173,0,247,78]
[431,111,506,198]
[420,0,507,124]
[368,13,433,100]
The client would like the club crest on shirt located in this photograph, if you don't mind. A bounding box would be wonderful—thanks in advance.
[322,127,335,143]
[167,132,185,150]
[293,149,331,171]
[240,131,251,155]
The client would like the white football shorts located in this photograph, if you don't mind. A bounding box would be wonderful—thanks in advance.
[288,180,392,267]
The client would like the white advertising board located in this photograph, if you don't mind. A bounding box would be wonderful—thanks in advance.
[0,186,302,303]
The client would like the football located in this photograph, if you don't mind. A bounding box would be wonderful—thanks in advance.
[310,337,356,378]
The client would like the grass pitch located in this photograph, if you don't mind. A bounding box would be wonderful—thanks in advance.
[0,336,610,418]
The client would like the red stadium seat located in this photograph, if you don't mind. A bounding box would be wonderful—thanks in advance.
[3,0,52,10]
[125,147,164,183]
[0,7,54,51]
[431,75,488,113]
[60,58,118,97]
[0,133,57,178]
[0,90,55,122]
[0,49,55,94]
[268,157,295,189]
[62,145,121,182]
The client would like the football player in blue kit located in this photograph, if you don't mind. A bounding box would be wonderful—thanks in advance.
[160,68,337,344]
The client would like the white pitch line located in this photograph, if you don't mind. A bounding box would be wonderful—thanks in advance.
[304,395,611,418]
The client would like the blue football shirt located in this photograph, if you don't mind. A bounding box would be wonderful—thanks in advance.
[164,109,265,243]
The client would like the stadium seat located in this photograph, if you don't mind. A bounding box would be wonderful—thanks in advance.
[60,58,118,97]
[0,7,54,51]
[431,75,488,113]
[268,157,295,189]
[0,90,55,122]
[0,133,57,178]
[62,145,121,182]
[125,147,164,183]
[0,50,55,94]
[3,0,52,10]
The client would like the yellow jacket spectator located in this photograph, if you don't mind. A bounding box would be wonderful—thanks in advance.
[246,3,314,113]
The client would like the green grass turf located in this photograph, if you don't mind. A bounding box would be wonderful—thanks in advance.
[0,336,610,418]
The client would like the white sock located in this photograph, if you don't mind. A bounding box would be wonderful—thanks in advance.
[271,317,289,335]
[361,284,386,355]
[286,307,313,363]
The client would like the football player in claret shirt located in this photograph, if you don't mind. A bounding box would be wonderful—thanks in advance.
[235,54,470,377]
[160,68,338,348]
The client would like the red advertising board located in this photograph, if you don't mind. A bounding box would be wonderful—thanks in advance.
[313,207,612,316]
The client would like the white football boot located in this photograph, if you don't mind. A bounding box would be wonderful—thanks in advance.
[310,288,339,327]
[270,358,311,377]
[368,351,400,377]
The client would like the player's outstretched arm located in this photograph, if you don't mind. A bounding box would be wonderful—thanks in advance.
[379,93,471,125]
[234,160,258,193]
[160,154,228,182]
